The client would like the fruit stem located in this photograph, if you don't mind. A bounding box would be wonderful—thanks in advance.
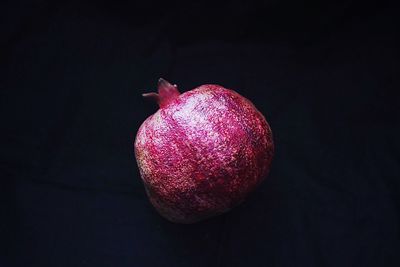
[142,78,180,108]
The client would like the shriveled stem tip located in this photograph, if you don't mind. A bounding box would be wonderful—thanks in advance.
[158,77,168,87]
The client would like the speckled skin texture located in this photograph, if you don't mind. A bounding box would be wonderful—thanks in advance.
[134,79,274,223]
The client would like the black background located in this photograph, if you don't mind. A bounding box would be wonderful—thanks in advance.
[1,0,399,266]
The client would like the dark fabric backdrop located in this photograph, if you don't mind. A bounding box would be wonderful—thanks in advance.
[1,0,399,266]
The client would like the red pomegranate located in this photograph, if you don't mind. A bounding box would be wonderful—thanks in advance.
[134,79,274,223]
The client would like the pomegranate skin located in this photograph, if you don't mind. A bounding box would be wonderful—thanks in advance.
[134,79,274,223]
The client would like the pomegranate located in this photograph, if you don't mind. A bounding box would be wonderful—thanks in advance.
[134,78,274,223]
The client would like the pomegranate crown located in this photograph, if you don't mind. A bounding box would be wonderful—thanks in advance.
[142,78,181,108]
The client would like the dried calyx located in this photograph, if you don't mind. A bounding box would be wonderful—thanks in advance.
[142,78,180,108]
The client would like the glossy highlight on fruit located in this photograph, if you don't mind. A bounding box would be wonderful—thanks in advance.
[134,79,274,223]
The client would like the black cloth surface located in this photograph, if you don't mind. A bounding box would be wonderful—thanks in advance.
[1,1,399,266]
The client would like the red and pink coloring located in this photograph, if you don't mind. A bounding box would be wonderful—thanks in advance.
[134,79,274,223]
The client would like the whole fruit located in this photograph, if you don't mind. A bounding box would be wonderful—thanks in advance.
[134,79,274,223]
